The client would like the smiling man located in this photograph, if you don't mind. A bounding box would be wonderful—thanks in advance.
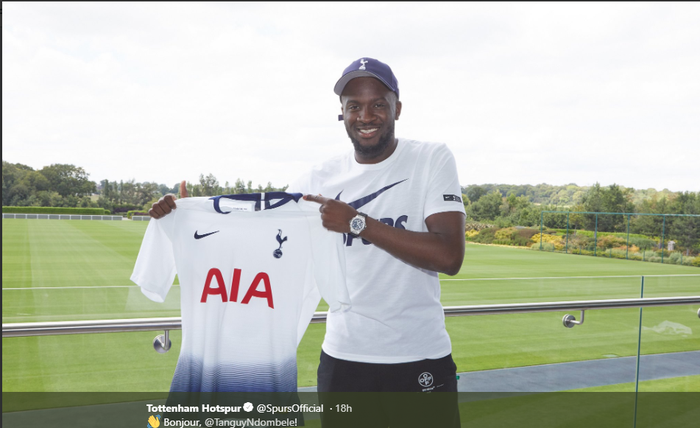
[296,58,466,427]
[148,57,466,427]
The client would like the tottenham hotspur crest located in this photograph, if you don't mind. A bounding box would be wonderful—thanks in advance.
[273,229,288,259]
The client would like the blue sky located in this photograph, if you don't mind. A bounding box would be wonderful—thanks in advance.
[3,2,699,192]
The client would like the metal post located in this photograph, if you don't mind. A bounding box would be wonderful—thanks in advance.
[594,214,598,257]
[661,215,666,264]
[540,211,544,250]
[633,276,645,428]
[566,212,570,254]
[626,215,631,260]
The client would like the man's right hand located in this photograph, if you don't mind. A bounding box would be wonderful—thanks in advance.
[149,180,188,219]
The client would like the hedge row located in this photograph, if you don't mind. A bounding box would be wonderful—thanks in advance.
[2,206,109,215]
[465,221,496,231]
[112,204,144,214]
[549,229,657,240]
[126,210,149,219]
[532,244,700,267]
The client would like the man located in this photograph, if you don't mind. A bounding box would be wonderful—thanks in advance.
[150,58,466,427]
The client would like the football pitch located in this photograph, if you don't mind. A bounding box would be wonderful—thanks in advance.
[2,218,699,392]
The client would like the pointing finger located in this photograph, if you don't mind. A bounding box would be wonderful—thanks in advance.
[303,194,329,204]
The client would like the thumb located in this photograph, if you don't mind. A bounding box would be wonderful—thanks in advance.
[180,180,188,198]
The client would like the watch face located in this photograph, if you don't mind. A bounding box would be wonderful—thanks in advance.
[351,218,364,230]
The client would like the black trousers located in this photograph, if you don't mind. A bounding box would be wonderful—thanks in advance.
[317,351,461,428]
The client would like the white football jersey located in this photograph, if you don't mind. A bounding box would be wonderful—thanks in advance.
[130,193,349,392]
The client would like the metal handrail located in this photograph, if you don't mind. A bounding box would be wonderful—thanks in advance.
[442,296,700,316]
[2,317,183,337]
[4,296,700,338]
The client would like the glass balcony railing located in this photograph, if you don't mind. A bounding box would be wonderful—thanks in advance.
[3,281,699,427]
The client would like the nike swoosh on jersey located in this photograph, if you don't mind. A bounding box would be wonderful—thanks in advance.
[336,179,408,210]
[194,230,220,239]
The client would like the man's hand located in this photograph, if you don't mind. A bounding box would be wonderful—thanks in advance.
[302,194,357,234]
[304,193,465,275]
[149,180,188,219]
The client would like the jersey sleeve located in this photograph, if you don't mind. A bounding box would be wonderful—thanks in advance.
[424,143,466,220]
[130,216,177,303]
[304,209,351,313]
[294,205,350,345]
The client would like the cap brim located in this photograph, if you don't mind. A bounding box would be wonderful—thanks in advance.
[334,70,394,96]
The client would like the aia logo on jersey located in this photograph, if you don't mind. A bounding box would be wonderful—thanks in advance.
[273,229,287,259]
[200,268,274,309]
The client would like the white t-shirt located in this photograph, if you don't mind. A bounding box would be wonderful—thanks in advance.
[291,138,466,364]
[130,193,350,392]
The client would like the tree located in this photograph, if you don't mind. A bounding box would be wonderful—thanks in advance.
[581,183,634,232]
[632,196,668,238]
[136,182,161,207]
[159,183,174,196]
[39,164,95,197]
[21,171,50,192]
[2,162,35,206]
[233,178,247,195]
[464,185,487,204]
[500,193,531,217]
[99,179,113,200]
[35,190,63,207]
[120,179,136,204]
[667,192,700,252]
[199,173,221,196]
[7,183,32,206]
[466,191,503,221]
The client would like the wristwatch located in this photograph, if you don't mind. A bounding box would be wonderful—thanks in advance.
[349,212,368,237]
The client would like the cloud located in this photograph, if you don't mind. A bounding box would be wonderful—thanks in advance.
[3,2,699,192]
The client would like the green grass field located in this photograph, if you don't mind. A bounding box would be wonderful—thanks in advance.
[2,219,699,392]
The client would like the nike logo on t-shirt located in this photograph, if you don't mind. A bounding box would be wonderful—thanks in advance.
[194,230,220,239]
[336,179,408,209]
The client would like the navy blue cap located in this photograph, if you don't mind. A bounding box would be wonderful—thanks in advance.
[334,58,399,99]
